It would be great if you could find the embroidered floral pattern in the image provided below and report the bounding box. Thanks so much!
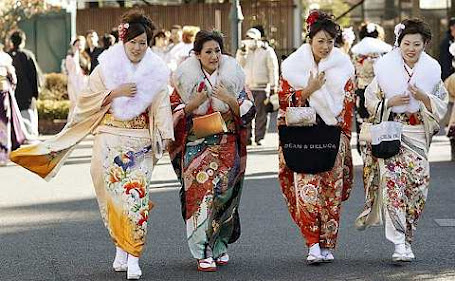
[103,144,153,246]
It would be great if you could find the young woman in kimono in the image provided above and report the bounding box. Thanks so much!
[351,23,392,153]
[169,30,255,272]
[10,11,174,279]
[355,19,448,262]
[277,11,355,264]
[0,47,26,165]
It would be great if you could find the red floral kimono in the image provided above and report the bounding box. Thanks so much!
[277,78,355,248]
[168,55,255,260]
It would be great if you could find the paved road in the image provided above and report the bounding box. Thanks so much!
[0,132,454,281]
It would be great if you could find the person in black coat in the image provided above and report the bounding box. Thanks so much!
[440,18,455,81]
[85,30,104,74]
[8,30,42,138]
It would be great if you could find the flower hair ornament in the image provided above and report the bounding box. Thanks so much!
[118,23,130,41]
[366,23,376,34]
[394,23,406,46]
[342,27,355,45]
[306,10,320,31]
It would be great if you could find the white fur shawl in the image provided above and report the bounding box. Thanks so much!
[351,37,392,56]
[374,48,441,113]
[281,44,354,125]
[98,43,170,120]
[171,55,245,115]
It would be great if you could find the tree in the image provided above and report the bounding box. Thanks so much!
[0,0,55,44]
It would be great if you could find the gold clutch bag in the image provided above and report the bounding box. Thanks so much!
[192,111,228,138]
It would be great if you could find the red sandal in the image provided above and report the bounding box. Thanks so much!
[197,257,217,272]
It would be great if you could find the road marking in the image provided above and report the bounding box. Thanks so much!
[435,219,455,227]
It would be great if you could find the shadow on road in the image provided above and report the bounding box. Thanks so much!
[0,161,454,281]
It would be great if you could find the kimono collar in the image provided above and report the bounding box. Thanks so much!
[281,43,354,125]
[374,48,441,113]
[351,37,392,56]
[172,55,245,102]
[98,43,170,121]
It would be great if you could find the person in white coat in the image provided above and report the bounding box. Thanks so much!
[236,28,279,145]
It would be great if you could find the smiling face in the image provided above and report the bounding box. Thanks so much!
[197,40,221,74]
[310,30,335,62]
[399,33,425,67]
[124,32,148,63]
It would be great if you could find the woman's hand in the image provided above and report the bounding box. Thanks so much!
[302,71,325,99]
[213,83,240,116]
[111,83,137,98]
[212,84,235,104]
[408,84,432,112]
[408,85,428,102]
[184,90,209,115]
[102,83,137,106]
[387,94,410,107]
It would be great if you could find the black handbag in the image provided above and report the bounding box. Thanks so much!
[370,98,402,159]
[279,120,341,174]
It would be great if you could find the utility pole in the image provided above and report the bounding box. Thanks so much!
[229,0,244,54]
[451,0,455,18]
[411,0,420,17]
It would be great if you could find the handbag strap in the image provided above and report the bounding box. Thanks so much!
[379,96,385,123]
[287,91,309,107]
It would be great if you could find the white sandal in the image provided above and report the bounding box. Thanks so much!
[197,257,217,272]
[215,253,229,266]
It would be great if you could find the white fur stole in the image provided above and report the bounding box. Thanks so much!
[98,43,170,121]
[374,48,441,113]
[281,44,354,125]
[351,37,392,56]
[171,55,246,115]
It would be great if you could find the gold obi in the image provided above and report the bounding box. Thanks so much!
[101,112,149,129]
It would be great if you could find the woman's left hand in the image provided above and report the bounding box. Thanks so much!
[409,84,432,112]
[212,84,235,104]
[408,85,427,101]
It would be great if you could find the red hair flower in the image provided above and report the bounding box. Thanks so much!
[118,23,130,42]
[306,10,320,30]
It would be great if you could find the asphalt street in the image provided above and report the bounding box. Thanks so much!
[0,128,454,281]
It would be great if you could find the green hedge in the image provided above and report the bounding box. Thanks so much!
[37,100,70,120]
[38,73,70,120]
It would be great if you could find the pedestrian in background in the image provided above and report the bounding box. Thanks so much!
[85,30,104,74]
[10,10,174,280]
[439,17,455,82]
[236,27,279,145]
[168,25,199,71]
[169,30,255,272]
[151,30,170,62]
[356,19,448,262]
[0,44,26,166]
[351,22,392,153]
[444,43,455,160]
[277,11,355,264]
[8,30,42,139]
[65,36,90,119]
[101,33,116,50]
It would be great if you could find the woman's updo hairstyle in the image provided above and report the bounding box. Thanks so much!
[119,10,155,44]
[359,23,379,40]
[193,30,225,55]
[306,10,341,40]
[396,18,432,46]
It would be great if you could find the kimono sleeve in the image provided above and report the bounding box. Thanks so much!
[237,89,256,126]
[153,86,174,141]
